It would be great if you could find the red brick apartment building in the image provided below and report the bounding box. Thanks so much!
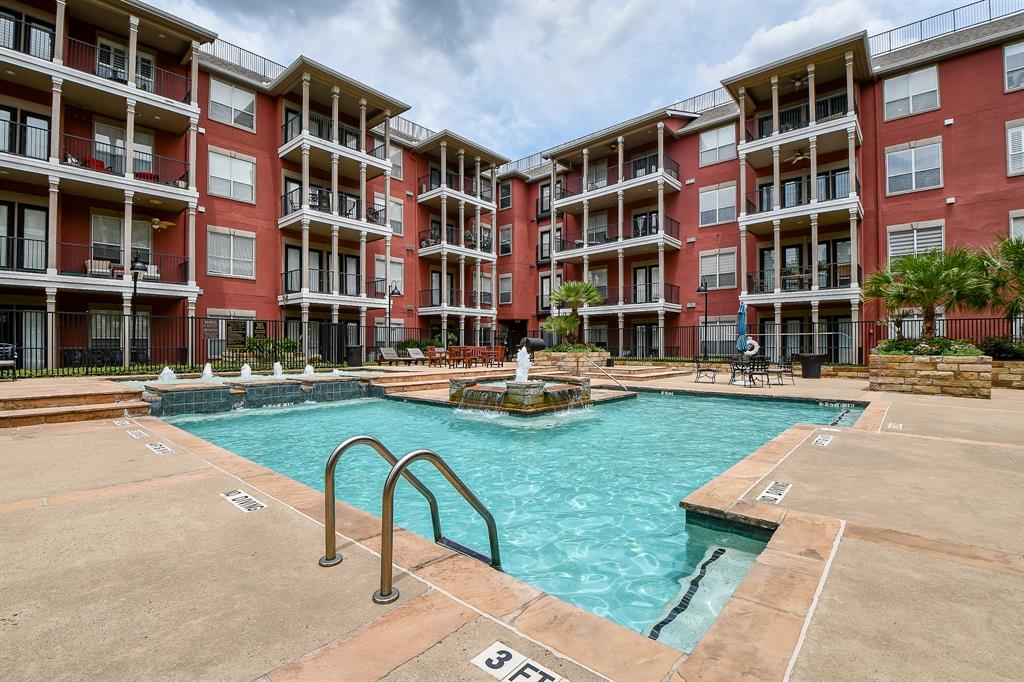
[0,0,1022,370]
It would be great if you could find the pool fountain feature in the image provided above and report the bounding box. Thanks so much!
[201,363,214,380]
[273,362,284,377]
[239,363,252,379]
[450,373,593,415]
[303,364,315,375]
[157,366,177,382]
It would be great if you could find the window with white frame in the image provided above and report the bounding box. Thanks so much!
[1008,121,1024,176]
[390,198,404,234]
[699,124,736,166]
[499,181,512,209]
[207,227,255,277]
[480,273,493,306]
[1010,212,1024,238]
[886,140,942,194]
[883,65,939,119]
[209,150,254,202]
[499,274,512,304]
[887,222,943,261]
[699,185,736,226]
[209,78,256,131]
[699,249,737,289]
[389,144,403,179]
[90,213,151,262]
[499,225,512,255]
[374,256,404,294]
[1006,41,1024,92]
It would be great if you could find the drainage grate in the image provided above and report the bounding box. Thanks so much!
[756,480,791,504]
[813,434,833,447]
[127,429,149,439]
[219,489,266,513]
[113,418,133,426]
[145,442,174,455]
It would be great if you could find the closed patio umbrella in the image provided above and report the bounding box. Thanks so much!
[735,305,748,354]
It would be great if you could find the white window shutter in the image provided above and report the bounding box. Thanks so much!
[915,225,943,253]
[1009,126,1024,174]
[888,229,916,259]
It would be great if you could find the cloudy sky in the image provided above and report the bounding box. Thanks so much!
[152,0,961,160]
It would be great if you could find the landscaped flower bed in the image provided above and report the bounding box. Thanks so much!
[869,341,992,399]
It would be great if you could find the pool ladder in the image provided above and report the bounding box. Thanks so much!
[318,435,502,604]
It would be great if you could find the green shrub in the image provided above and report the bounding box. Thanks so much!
[547,343,600,352]
[874,337,983,356]
[244,337,299,358]
[979,336,1024,360]
[395,337,442,351]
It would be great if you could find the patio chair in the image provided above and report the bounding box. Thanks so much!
[748,357,771,387]
[0,343,17,381]
[426,346,445,367]
[378,347,412,365]
[693,359,717,383]
[406,347,428,364]
[85,259,113,277]
[446,346,464,368]
[768,356,796,385]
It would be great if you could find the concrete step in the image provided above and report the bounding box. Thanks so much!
[586,369,690,381]
[0,401,151,428]
[0,388,142,412]
[370,369,510,385]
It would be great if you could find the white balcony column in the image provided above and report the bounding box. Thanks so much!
[331,86,340,144]
[773,302,783,360]
[847,130,857,197]
[121,293,132,367]
[45,288,56,368]
[358,162,367,221]
[124,100,135,178]
[301,73,311,134]
[474,261,482,308]
[657,177,665,235]
[440,195,448,245]
[301,219,310,292]
[458,200,465,247]
[582,254,589,286]
[384,169,392,230]
[807,64,816,125]
[582,311,589,338]
[617,249,624,304]
[358,98,367,152]
[441,314,448,349]
[771,146,781,209]
[459,255,466,307]
[738,153,747,215]
[739,226,748,296]
[127,16,139,86]
[458,149,465,194]
[300,303,310,359]
[441,253,449,307]
[440,141,448,186]
[658,242,666,302]
[809,136,818,202]
[330,154,339,215]
[331,305,339,324]
[617,135,625,182]
[850,300,861,362]
[810,214,819,291]
[657,311,665,357]
[845,51,855,115]
[549,158,556,208]
[53,1,66,63]
[187,203,197,284]
[384,110,392,162]
[491,264,497,314]
[582,148,589,191]
[474,205,482,252]
[849,209,859,289]
[186,299,196,366]
[301,144,311,210]
[656,122,665,170]
[384,235,392,298]
[359,307,367,362]
[331,226,340,295]
[811,301,820,353]
[47,177,59,274]
[49,77,62,162]
[617,312,624,355]
[474,157,481,198]
[359,230,367,297]
[187,117,198,190]
[459,315,465,345]
[770,76,779,135]
[490,177,497,255]
[582,199,589,249]
[122,192,134,277]
[772,220,782,293]
[737,87,746,140]
[617,190,624,242]
[189,41,199,107]
[549,238,556,312]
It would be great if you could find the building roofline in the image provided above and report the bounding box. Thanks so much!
[113,0,217,43]
[414,129,510,166]
[269,56,411,116]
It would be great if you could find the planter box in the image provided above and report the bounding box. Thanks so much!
[992,360,1024,389]
[533,350,610,375]
[868,354,992,399]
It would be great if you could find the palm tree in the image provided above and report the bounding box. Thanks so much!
[541,313,578,343]
[863,247,989,340]
[548,281,604,344]
[981,235,1024,320]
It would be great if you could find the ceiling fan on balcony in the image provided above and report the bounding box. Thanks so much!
[789,74,807,90]
[784,148,810,164]
[151,218,175,231]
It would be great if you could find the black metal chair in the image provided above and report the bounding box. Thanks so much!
[768,356,796,385]
[0,343,17,380]
[694,359,718,383]
[748,357,771,387]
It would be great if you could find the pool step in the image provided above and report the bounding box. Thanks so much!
[586,367,690,382]
[370,369,511,385]
[0,400,151,428]
[0,387,142,411]
[436,536,494,566]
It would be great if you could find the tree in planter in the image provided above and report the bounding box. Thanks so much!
[981,235,1024,320]
[863,247,989,340]
[547,281,604,345]
[541,313,579,345]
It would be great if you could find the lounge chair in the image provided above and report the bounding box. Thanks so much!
[406,347,428,364]
[0,343,17,381]
[378,347,412,365]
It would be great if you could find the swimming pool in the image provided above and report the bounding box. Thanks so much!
[168,393,859,652]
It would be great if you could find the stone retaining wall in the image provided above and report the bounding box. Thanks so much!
[868,354,992,399]
[992,360,1024,389]
[821,365,869,380]
[533,351,610,374]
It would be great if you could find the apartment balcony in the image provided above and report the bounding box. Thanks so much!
[55,243,188,283]
[741,170,862,230]
[740,93,860,165]
[553,216,681,263]
[416,226,496,262]
[0,236,47,273]
[63,37,191,103]
[416,172,496,213]
[418,288,496,315]
[552,152,681,214]
[559,283,682,316]
[278,269,388,308]
[742,264,862,306]
[277,187,390,240]
[278,112,389,181]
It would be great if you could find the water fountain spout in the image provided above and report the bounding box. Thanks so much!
[273,362,284,377]
[201,363,213,380]
[239,363,252,379]
[514,346,532,383]
[157,366,177,382]
[303,364,315,375]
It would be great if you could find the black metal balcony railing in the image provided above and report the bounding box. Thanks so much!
[283,268,328,294]
[419,288,461,307]
[418,173,441,194]
[746,92,853,141]
[56,242,187,283]
[556,216,681,252]
[281,186,331,215]
[747,263,859,294]
[0,120,50,160]
[63,37,190,102]
[339,124,361,150]
[556,154,681,200]
[137,64,191,102]
[472,291,493,307]
[338,193,360,220]
[620,282,680,304]
[130,149,189,187]
[746,170,854,215]
[61,134,188,185]
[131,248,188,284]
[0,235,47,272]
[0,17,55,60]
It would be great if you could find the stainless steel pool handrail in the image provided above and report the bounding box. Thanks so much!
[582,354,628,391]
[372,448,502,604]
[319,435,442,567]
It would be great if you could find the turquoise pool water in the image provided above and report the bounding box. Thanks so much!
[168,394,859,652]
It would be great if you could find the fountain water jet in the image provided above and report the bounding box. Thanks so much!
[157,366,177,382]
[239,363,252,379]
[201,363,214,380]
[273,362,284,377]
[303,364,315,375]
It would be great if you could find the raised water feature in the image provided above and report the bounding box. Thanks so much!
[273,362,284,377]
[239,363,252,379]
[201,363,214,380]
[157,366,177,382]
[303,364,315,375]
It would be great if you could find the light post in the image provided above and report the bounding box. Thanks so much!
[129,258,148,364]
[696,278,708,362]
[385,279,401,348]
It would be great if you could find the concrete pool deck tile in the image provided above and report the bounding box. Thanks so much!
[720,499,788,528]
[415,553,543,620]
[267,590,477,682]
[729,561,820,618]
[361,527,459,570]
[675,596,804,682]
[766,511,842,563]
[850,398,889,430]
[753,547,826,576]
[512,595,683,681]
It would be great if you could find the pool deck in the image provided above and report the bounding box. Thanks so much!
[1,372,1022,680]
